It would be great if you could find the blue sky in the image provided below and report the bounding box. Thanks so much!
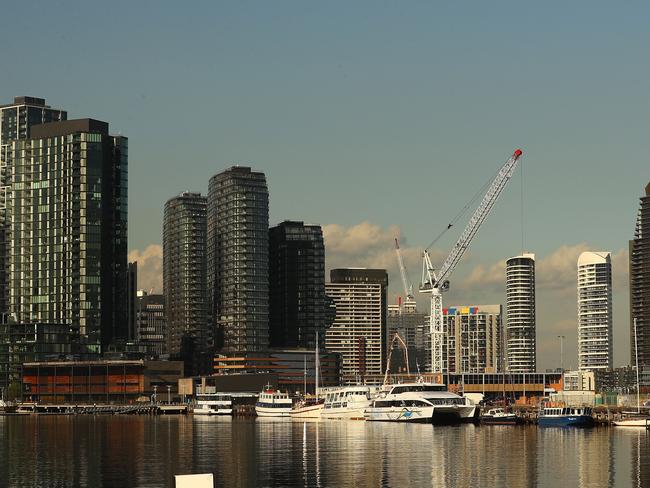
[3,1,648,369]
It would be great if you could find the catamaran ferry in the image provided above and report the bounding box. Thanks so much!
[364,382,477,423]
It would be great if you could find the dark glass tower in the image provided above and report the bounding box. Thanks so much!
[163,192,208,357]
[630,182,650,367]
[7,119,127,353]
[269,221,326,349]
[0,97,67,316]
[208,166,269,353]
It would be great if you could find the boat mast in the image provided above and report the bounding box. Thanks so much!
[634,317,640,414]
[315,333,320,396]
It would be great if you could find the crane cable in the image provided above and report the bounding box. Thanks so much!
[425,164,502,252]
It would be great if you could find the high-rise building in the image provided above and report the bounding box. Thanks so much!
[127,262,138,341]
[630,182,650,368]
[135,290,166,357]
[505,253,536,372]
[0,97,67,316]
[6,119,127,352]
[387,301,427,372]
[577,251,613,371]
[325,268,388,383]
[163,192,208,357]
[207,166,269,353]
[269,221,326,349]
[444,304,502,374]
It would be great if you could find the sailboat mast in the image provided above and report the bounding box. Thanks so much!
[315,333,320,396]
[634,318,640,414]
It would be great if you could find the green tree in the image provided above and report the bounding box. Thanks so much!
[7,380,22,402]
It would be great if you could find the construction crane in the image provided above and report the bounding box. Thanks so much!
[383,332,410,386]
[394,236,416,308]
[420,149,523,375]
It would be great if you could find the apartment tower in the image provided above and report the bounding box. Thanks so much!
[163,192,208,356]
[207,167,269,353]
[630,182,650,367]
[577,251,613,371]
[6,119,127,351]
[505,253,536,372]
[269,221,327,349]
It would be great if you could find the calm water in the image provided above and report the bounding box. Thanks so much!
[1,415,649,488]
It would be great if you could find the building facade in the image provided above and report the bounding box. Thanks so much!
[505,253,536,372]
[127,261,138,341]
[630,182,650,368]
[135,290,166,357]
[0,97,67,316]
[387,302,428,373]
[6,119,128,352]
[163,192,208,357]
[578,251,613,371]
[207,167,269,353]
[444,304,502,374]
[269,221,326,349]
[325,268,388,384]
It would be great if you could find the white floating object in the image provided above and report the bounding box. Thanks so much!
[175,473,214,488]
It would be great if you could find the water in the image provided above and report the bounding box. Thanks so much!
[1,415,649,488]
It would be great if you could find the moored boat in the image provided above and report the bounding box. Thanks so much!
[290,396,324,419]
[364,382,476,423]
[537,406,594,427]
[320,386,374,420]
[613,416,650,427]
[481,407,520,425]
[255,388,293,417]
[194,393,232,416]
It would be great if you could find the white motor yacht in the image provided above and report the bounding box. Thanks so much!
[320,386,374,420]
[194,393,232,416]
[364,382,477,423]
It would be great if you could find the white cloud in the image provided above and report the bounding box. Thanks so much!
[128,244,163,293]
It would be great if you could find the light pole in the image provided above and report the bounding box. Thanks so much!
[153,385,157,404]
[167,385,171,405]
[557,335,566,372]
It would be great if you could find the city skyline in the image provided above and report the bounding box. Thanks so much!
[4,2,649,370]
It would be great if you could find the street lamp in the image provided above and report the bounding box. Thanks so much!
[167,385,171,405]
[557,335,566,372]
[153,385,157,404]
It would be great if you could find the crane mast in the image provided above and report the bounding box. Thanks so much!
[394,237,413,299]
[420,149,523,375]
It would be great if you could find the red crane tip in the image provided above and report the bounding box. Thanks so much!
[513,149,523,159]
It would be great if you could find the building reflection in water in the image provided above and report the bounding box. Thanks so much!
[4,416,650,487]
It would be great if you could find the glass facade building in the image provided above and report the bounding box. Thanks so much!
[163,192,208,357]
[6,119,128,353]
[207,167,269,353]
[0,97,67,316]
[135,290,166,357]
[630,182,650,368]
[269,220,326,349]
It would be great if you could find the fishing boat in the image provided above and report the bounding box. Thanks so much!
[481,407,520,425]
[364,381,477,423]
[614,318,650,427]
[538,405,594,427]
[255,387,293,417]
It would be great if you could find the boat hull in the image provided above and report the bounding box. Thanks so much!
[365,405,476,423]
[613,418,650,427]
[255,405,293,417]
[290,404,324,419]
[194,408,232,416]
[538,415,594,427]
[481,415,520,425]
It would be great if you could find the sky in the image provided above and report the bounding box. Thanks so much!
[3,1,649,370]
